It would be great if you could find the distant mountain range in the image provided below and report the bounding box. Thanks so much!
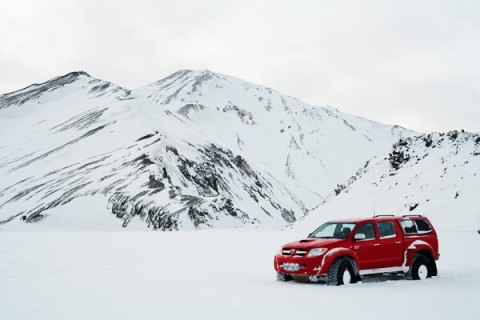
[0,69,439,230]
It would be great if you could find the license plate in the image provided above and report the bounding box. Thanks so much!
[283,263,300,272]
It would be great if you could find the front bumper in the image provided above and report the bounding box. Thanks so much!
[274,255,327,276]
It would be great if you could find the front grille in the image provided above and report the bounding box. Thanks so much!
[282,248,308,257]
[280,262,307,270]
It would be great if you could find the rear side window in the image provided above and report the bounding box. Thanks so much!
[401,219,433,234]
[415,219,432,233]
[377,221,396,238]
[401,220,418,234]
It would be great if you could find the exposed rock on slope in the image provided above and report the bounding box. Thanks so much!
[293,131,480,233]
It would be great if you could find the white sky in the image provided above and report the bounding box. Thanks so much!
[1,0,479,133]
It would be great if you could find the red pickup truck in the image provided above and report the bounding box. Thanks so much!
[274,215,439,285]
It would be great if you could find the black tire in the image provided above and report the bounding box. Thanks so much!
[410,255,433,280]
[277,272,293,282]
[327,258,358,286]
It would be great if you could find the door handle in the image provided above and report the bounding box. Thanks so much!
[373,243,380,246]
[395,241,401,244]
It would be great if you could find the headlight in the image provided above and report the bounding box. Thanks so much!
[307,248,328,257]
[277,247,283,256]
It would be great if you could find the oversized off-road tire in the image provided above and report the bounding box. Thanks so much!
[327,258,358,286]
[277,272,293,282]
[410,255,433,280]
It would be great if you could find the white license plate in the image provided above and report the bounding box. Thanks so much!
[283,263,300,272]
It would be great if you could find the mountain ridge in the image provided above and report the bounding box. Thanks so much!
[291,130,480,233]
[1,69,416,230]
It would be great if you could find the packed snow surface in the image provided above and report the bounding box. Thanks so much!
[0,227,478,320]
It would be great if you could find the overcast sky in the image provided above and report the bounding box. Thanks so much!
[1,0,479,133]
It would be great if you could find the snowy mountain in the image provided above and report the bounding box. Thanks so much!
[0,70,412,230]
[292,131,480,233]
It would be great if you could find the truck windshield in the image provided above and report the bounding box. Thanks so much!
[309,222,357,239]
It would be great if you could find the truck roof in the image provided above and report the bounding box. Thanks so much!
[329,215,426,224]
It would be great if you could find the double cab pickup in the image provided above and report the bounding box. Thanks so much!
[274,215,439,285]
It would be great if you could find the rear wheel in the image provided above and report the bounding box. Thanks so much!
[410,255,433,280]
[327,258,358,286]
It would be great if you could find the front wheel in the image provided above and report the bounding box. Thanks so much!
[410,255,433,280]
[327,258,358,286]
[277,272,293,282]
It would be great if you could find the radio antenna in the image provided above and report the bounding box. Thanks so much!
[372,159,377,217]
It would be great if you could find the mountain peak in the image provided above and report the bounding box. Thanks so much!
[190,69,220,77]
[0,71,133,109]
[43,70,93,87]
[63,70,91,79]
[33,70,93,87]
[0,71,93,108]
[149,69,223,87]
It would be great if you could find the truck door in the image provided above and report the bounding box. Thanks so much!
[352,222,381,269]
[377,221,404,267]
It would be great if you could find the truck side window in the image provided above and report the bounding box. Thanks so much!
[355,223,376,240]
[400,219,418,234]
[415,219,432,233]
[377,221,396,238]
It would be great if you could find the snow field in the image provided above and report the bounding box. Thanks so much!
[0,228,478,320]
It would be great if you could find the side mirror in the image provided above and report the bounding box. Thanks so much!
[354,233,366,241]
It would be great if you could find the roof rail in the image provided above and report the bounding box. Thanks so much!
[401,214,423,218]
[373,214,395,218]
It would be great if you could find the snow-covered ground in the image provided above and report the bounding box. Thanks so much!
[1,227,478,320]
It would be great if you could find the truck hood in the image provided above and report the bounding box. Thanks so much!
[283,238,345,249]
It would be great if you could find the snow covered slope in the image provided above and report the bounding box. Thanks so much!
[292,131,480,233]
[0,70,412,230]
